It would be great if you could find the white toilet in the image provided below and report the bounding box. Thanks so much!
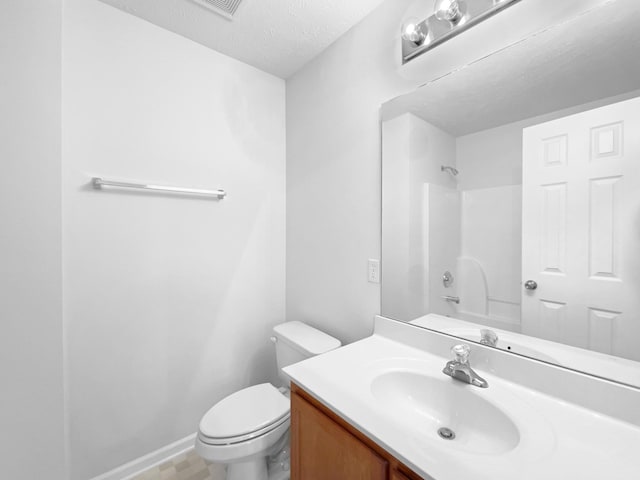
[195,321,341,480]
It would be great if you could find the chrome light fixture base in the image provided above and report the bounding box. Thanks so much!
[402,0,521,64]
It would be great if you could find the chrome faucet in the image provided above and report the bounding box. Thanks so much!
[443,344,488,388]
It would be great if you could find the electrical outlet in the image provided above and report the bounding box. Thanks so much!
[368,259,380,284]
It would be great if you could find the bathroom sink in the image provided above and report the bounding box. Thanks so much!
[370,371,520,455]
[284,318,640,480]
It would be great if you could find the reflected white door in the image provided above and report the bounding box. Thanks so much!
[522,96,640,361]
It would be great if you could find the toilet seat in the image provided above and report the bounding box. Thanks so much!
[198,414,290,446]
[198,383,290,446]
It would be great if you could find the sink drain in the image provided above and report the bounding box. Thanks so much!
[437,427,456,440]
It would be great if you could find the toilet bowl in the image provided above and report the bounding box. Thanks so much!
[196,383,290,480]
[195,321,341,480]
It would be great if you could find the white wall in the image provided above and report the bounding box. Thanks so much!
[456,125,523,190]
[0,2,66,479]
[381,115,413,319]
[62,1,285,478]
[381,114,457,321]
[286,0,613,343]
[286,0,419,343]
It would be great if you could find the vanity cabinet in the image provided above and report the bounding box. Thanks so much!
[290,383,423,480]
[390,471,417,480]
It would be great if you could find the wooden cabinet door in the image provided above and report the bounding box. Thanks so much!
[291,391,388,480]
[391,469,422,480]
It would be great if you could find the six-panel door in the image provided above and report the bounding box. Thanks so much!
[522,96,640,360]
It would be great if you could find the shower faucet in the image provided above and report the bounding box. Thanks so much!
[441,165,459,176]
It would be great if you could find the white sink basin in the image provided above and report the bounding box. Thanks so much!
[371,370,520,455]
[284,317,640,480]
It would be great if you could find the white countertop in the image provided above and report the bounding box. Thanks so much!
[284,323,640,480]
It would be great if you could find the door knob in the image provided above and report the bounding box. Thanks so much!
[524,280,538,290]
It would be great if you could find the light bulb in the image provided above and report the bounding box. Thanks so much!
[434,0,465,24]
[401,17,429,45]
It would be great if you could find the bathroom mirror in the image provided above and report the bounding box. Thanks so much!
[380,0,640,388]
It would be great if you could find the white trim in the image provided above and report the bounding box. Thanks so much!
[88,433,197,480]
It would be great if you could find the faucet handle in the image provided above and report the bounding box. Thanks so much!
[451,344,470,364]
[480,329,498,347]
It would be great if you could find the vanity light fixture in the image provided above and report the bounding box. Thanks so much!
[401,0,520,64]
[401,17,430,45]
[434,0,466,25]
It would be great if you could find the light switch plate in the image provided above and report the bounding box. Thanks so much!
[368,259,380,284]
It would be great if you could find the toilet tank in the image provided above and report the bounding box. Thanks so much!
[272,321,341,384]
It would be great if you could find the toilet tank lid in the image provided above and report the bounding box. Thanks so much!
[273,321,341,356]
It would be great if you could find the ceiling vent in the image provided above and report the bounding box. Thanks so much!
[190,0,243,20]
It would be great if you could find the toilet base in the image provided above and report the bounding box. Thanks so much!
[224,433,290,480]
[267,459,290,480]
[227,459,268,480]
[267,430,290,480]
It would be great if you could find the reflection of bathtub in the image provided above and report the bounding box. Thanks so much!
[410,313,640,387]
[452,256,521,329]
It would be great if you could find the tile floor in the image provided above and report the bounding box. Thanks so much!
[131,449,225,480]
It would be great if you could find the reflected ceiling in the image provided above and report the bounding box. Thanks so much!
[382,0,640,135]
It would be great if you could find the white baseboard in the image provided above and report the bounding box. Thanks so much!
[89,433,197,480]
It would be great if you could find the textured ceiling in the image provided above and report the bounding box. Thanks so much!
[98,0,388,78]
[381,0,640,136]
